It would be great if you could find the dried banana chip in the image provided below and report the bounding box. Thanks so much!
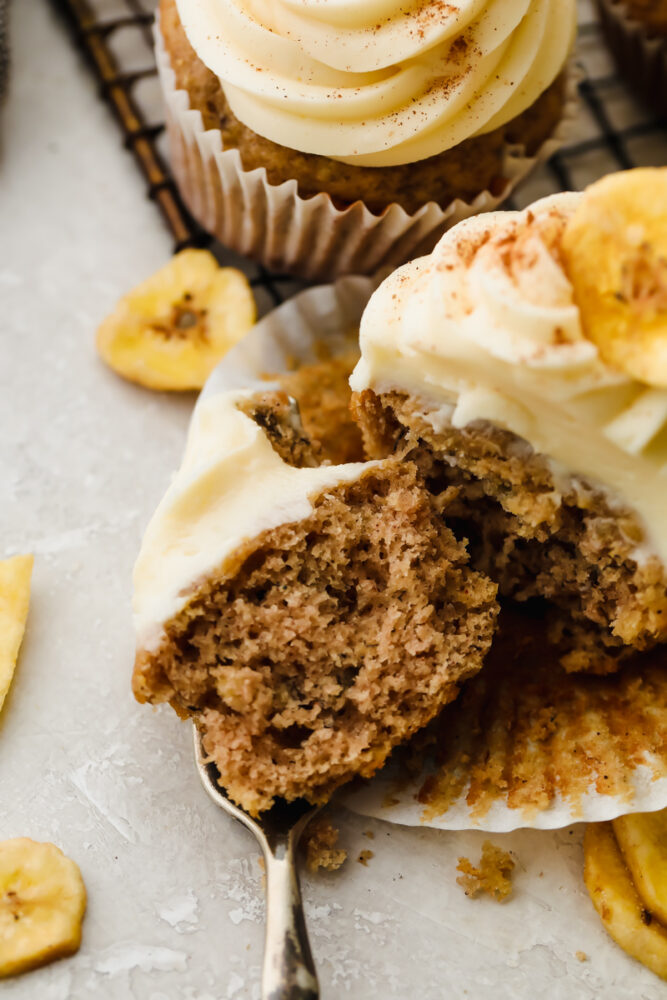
[613,811,667,927]
[0,554,33,713]
[0,838,86,978]
[97,249,256,391]
[562,168,667,387]
[584,822,667,980]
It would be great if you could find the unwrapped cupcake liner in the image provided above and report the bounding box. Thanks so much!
[342,612,667,832]
[155,17,579,281]
[596,0,667,119]
[199,279,667,833]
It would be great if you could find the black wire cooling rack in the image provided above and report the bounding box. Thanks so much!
[50,0,667,309]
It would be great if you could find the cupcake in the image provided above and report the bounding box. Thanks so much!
[596,0,667,118]
[157,0,576,280]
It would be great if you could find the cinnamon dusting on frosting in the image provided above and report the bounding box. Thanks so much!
[351,191,667,563]
[175,0,576,166]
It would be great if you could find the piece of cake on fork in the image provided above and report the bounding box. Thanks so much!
[132,358,498,815]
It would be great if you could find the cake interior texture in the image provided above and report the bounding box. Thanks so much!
[238,350,366,468]
[133,459,498,815]
[353,389,667,673]
[133,359,498,814]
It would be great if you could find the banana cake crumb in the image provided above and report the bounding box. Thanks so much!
[456,842,515,901]
[302,816,347,873]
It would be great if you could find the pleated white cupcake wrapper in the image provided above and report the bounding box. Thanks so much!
[156,18,580,281]
[199,279,667,833]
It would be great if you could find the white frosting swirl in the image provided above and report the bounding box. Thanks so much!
[175,0,576,166]
[350,193,667,561]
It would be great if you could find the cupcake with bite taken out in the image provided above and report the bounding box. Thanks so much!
[157,0,576,280]
[131,169,667,818]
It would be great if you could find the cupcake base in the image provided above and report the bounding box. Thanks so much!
[157,0,575,279]
[596,0,667,120]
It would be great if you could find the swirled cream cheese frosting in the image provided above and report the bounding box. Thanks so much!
[133,388,372,652]
[350,192,667,560]
[174,0,576,166]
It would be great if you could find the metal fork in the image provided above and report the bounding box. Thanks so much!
[193,724,321,1000]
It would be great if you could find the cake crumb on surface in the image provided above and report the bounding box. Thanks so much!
[302,816,347,873]
[363,830,375,840]
[575,951,588,962]
[456,841,515,901]
[357,850,374,867]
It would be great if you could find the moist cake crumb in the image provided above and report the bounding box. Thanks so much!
[357,850,374,867]
[239,349,364,469]
[353,389,667,672]
[133,379,499,815]
[302,816,347,873]
[277,351,365,466]
[134,460,498,814]
[413,606,667,824]
[456,842,515,901]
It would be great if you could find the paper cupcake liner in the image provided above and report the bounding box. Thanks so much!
[199,280,667,833]
[155,18,579,281]
[342,609,667,832]
[200,274,379,404]
[596,0,667,119]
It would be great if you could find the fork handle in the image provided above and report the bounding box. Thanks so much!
[262,839,319,1000]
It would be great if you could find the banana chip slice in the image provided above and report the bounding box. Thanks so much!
[584,821,667,980]
[613,812,667,928]
[0,554,33,714]
[97,249,256,391]
[0,838,86,978]
[562,168,667,387]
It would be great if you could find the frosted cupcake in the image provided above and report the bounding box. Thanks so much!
[157,0,576,279]
[596,0,667,119]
